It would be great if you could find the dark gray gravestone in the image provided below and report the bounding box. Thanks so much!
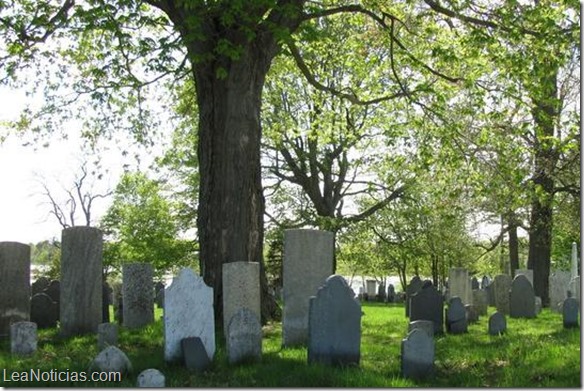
[387,284,396,303]
[182,337,211,372]
[377,283,387,302]
[122,263,154,329]
[97,322,118,350]
[509,274,536,319]
[308,275,361,366]
[408,320,434,339]
[43,280,60,309]
[30,293,58,329]
[0,242,31,336]
[409,281,444,335]
[405,276,423,317]
[486,284,495,307]
[488,311,506,335]
[227,307,262,364]
[562,297,579,328]
[471,277,479,290]
[401,328,434,379]
[445,297,467,334]
[31,277,50,296]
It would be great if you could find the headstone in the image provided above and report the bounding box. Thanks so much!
[97,323,118,351]
[377,283,387,302]
[43,280,60,319]
[227,307,262,364]
[90,346,132,374]
[409,281,444,335]
[472,289,488,316]
[408,320,434,339]
[10,321,36,355]
[366,279,377,301]
[308,275,361,366]
[122,263,154,329]
[465,304,479,323]
[137,369,165,388]
[31,277,50,296]
[401,328,434,379]
[488,311,506,335]
[509,274,535,318]
[562,297,579,328]
[449,268,472,305]
[445,297,467,334]
[471,277,479,290]
[514,269,534,287]
[222,262,260,337]
[182,337,211,372]
[282,229,334,346]
[102,282,112,323]
[534,296,542,315]
[30,293,58,329]
[387,284,396,303]
[0,242,31,336]
[571,242,579,279]
[481,276,490,290]
[164,268,215,362]
[549,271,571,312]
[493,274,512,315]
[60,227,103,337]
[486,284,495,307]
[405,276,423,317]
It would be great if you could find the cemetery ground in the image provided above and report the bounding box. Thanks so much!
[0,303,579,388]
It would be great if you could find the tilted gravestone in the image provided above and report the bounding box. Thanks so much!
[60,227,103,337]
[10,321,37,356]
[549,271,571,313]
[222,262,260,338]
[282,229,334,347]
[0,242,31,336]
[445,297,467,334]
[30,293,58,329]
[405,276,423,317]
[401,328,434,379]
[137,369,165,388]
[488,311,507,335]
[227,307,262,364]
[563,296,579,329]
[408,320,434,339]
[409,281,444,335]
[164,268,215,362]
[123,263,154,329]
[308,275,361,366]
[97,323,118,351]
[493,274,512,315]
[509,274,535,319]
[472,289,488,316]
[449,268,472,305]
[31,277,50,296]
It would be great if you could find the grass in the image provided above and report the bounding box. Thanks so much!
[0,302,580,387]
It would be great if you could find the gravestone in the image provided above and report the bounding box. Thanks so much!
[488,311,507,335]
[449,268,472,305]
[472,289,488,316]
[222,262,260,337]
[486,284,495,307]
[471,277,479,290]
[377,283,387,302]
[282,229,334,346]
[43,280,61,320]
[90,346,132,375]
[102,282,112,323]
[481,276,490,290]
[366,280,377,301]
[465,304,479,323]
[30,293,58,329]
[445,297,467,334]
[60,227,103,337]
[562,297,579,328]
[10,321,37,356]
[405,276,423,317]
[493,274,512,315]
[308,275,361,366]
[514,269,534,287]
[123,263,154,329]
[509,274,535,319]
[408,320,434,339]
[164,268,215,362]
[137,369,165,388]
[549,271,571,313]
[31,277,50,296]
[182,337,211,372]
[97,323,118,350]
[387,284,396,303]
[401,328,434,379]
[227,307,262,364]
[409,281,443,335]
[0,242,31,336]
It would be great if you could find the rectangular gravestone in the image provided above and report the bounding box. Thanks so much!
[222,262,260,338]
[0,242,31,336]
[10,321,37,356]
[97,323,118,350]
[449,268,471,305]
[401,328,434,379]
[549,271,571,313]
[227,307,262,364]
[283,229,334,347]
[366,280,376,301]
[123,263,154,329]
[472,290,488,316]
[409,281,443,335]
[509,274,536,318]
[493,274,512,315]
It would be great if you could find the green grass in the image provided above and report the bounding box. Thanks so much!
[0,303,579,387]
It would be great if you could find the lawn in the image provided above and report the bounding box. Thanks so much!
[0,302,580,387]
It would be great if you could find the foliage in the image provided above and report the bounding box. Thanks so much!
[29,239,61,280]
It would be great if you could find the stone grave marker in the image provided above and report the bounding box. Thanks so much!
[465,304,479,323]
[0,242,31,336]
[408,320,434,339]
[493,274,512,315]
[563,296,579,328]
[449,268,472,305]
[409,281,443,335]
[10,321,37,356]
[123,263,154,329]
[401,328,434,379]
[481,276,490,290]
[509,274,535,319]
[405,276,423,317]
[308,275,361,366]
[471,277,479,290]
[488,311,506,335]
[97,323,118,350]
[472,289,488,316]
[282,229,334,347]
[137,369,165,388]
[30,293,58,329]
[486,284,495,307]
[387,284,396,303]
[182,337,211,372]
[90,346,132,375]
[222,262,260,338]
[365,279,377,301]
[549,271,571,313]
[227,307,262,364]
[31,277,50,296]
[445,297,467,334]
[377,283,387,302]
[514,269,534,287]
[164,268,215,362]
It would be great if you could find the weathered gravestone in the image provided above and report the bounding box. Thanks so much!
[181,337,211,372]
[90,346,132,375]
[137,369,165,388]
[222,262,260,338]
[123,263,154,329]
[387,284,396,303]
[493,274,512,315]
[10,321,37,356]
[549,271,571,313]
[410,281,443,335]
[401,328,434,379]
[97,323,118,350]
[282,229,334,347]
[0,242,31,336]
[227,307,262,364]
[365,280,377,302]
[472,289,488,316]
[31,277,50,296]
[164,268,215,362]
[377,283,387,302]
[405,276,423,317]
[488,311,507,335]
[514,269,534,287]
[308,275,361,366]
[509,274,536,319]
[408,320,434,339]
[445,297,467,334]
[60,227,103,337]
[449,268,472,305]
[30,293,58,329]
[563,296,579,328]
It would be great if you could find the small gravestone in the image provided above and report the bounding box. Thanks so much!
[0,242,31,336]
[223,262,260,338]
[137,369,165,388]
[408,320,434,339]
[31,277,50,296]
[446,297,467,334]
[10,321,37,356]
[387,284,396,303]
[97,323,118,350]
[401,328,434,379]
[549,271,571,313]
[365,280,377,302]
[488,311,506,335]
[493,274,512,315]
[509,274,536,318]
[449,268,471,305]
[123,263,154,329]
[481,276,490,290]
[405,276,423,317]
[90,346,132,375]
[30,293,58,329]
[563,297,579,328]
[465,304,479,323]
[102,282,112,323]
[227,308,262,364]
[182,337,211,372]
[472,289,488,316]
[409,281,443,335]
[471,277,479,290]
[308,275,361,366]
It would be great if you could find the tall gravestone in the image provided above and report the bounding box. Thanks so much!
[493,274,512,315]
[405,276,423,317]
[0,242,31,336]
[308,275,361,366]
[509,274,536,319]
[549,271,571,313]
[164,268,215,362]
[222,262,260,337]
[449,268,471,305]
[401,328,434,379]
[60,227,103,337]
[227,307,262,364]
[123,263,154,329]
[409,281,444,335]
[282,229,334,347]
[514,269,533,287]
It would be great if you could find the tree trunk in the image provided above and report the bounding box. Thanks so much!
[508,220,519,276]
